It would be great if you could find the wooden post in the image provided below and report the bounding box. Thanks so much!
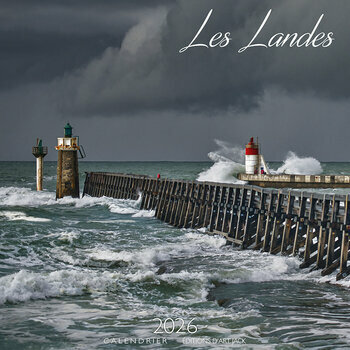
[292,194,307,256]
[280,192,294,254]
[242,188,257,248]
[222,187,234,233]
[315,196,330,269]
[197,183,208,228]
[235,188,248,245]
[262,191,276,252]
[300,196,317,268]
[269,191,284,254]
[228,187,241,238]
[254,191,267,250]
[337,195,350,279]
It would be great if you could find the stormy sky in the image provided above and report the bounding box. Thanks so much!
[0,0,350,161]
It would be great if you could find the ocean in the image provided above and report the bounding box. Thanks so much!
[2,160,350,350]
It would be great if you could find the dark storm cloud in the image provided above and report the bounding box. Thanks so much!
[0,0,172,88]
[44,0,350,116]
[1,0,350,161]
[1,0,349,116]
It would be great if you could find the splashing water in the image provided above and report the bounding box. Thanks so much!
[198,140,323,182]
[197,140,245,183]
[2,161,350,349]
[275,151,323,175]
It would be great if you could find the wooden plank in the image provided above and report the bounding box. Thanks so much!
[292,194,307,256]
[325,196,339,268]
[242,188,256,248]
[209,186,221,232]
[197,183,208,228]
[178,182,191,228]
[169,181,182,225]
[171,181,185,226]
[280,192,294,254]
[165,181,177,223]
[214,186,225,231]
[302,195,317,267]
[156,179,168,219]
[191,183,202,229]
[235,188,248,244]
[184,182,196,228]
[262,191,276,252]
[337,195,350,280]
[315,196,330,269]
[254,191,267,250]
[228,188,241,238]
[222,187,234,233]
[269,191,284,254]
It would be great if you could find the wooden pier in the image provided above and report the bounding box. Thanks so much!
[83,172,350,281]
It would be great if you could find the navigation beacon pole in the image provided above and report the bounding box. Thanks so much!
[32,139,48,191]
[55,123,83,199]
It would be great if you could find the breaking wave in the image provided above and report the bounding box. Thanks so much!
[0,186,153,217]
[0,210,51,222]
[197,140,324,183]
[197,140,245,184]
[0,269,116,304]
[275,151,323,175]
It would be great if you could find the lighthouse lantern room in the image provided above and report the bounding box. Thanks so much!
[55,123,80,151]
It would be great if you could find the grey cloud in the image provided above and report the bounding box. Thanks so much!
[0,0,172,88]
[1,0,350,161]
[37,0,348,118]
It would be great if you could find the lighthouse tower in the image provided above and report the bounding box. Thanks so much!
[32,139,48,191]
[245,137,260,174]
[55,123,80,199]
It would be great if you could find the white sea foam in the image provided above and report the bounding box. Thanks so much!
[184,231,227,249]
[0,187,54,207]
[197,140,245,184]
[109,205,138,214]
[0,210,51,222]
[132,210,155,218]
[58,231,80,244]
[87,231,227,272]
[0,187,145,218]
[275,151,323,175]
[88,247,170,266]
[0,269,118,304]
[197,140,324,182]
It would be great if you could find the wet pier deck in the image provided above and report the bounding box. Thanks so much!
[237,173,350,188]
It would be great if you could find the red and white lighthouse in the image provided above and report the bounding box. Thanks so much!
[245,137,260,174]
[245,137,270,175]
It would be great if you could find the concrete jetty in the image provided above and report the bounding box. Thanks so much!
[237,174,350,188]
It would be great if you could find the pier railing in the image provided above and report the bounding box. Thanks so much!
[83,172,350,281]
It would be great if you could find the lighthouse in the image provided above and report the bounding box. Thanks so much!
[32,139,48,191]
[245,137,270,175]
[55,123,81,199]
[245,137,260,174]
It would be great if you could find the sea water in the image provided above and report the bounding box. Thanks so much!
[2,160,350,349]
